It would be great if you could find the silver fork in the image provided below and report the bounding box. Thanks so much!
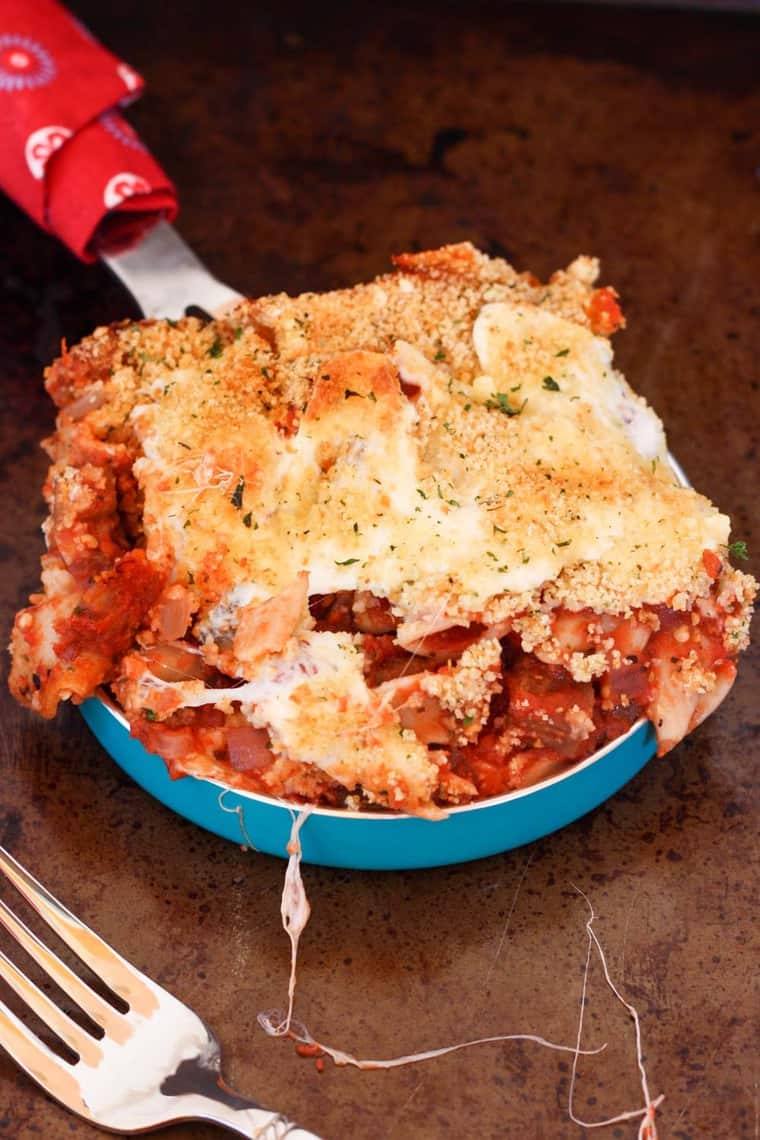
[0,846,322,1138]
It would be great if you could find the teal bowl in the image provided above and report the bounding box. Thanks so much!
[79,460,686,868]
[80,697,656,870]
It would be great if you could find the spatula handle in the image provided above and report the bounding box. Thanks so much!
[0,0,177,261]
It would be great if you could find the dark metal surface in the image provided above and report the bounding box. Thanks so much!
[1,3,757,1137]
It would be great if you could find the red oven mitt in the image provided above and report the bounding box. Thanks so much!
[0,0,177,260]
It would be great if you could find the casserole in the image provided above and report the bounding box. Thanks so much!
[10,244,755,848]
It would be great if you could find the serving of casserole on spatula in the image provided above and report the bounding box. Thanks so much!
[3,0,755,864]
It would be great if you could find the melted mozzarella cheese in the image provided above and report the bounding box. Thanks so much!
[159,631,440,814]
[472,303,667,461]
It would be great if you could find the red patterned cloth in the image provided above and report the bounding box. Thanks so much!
[0,0,177,260]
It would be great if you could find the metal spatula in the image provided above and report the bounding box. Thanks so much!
[100,220,245,319]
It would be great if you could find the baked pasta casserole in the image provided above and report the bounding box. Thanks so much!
[10,244,756,817]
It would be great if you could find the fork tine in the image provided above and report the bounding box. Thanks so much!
[0,947,102,1067]
[0,997,91,1119]
[0,847,157,1016]
[0,896,125,1037]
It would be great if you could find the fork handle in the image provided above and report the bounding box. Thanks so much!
[185,1091,324,1139]
[159,1054,324,1138]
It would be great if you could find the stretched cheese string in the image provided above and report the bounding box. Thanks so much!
[238,808,662,1135]
[568,886,664,1140]
[258,1015,606,1071]
[217,789,259,851]
[278,806,314,1035]
[257,805,314,1037]
[257,809,604,1069]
